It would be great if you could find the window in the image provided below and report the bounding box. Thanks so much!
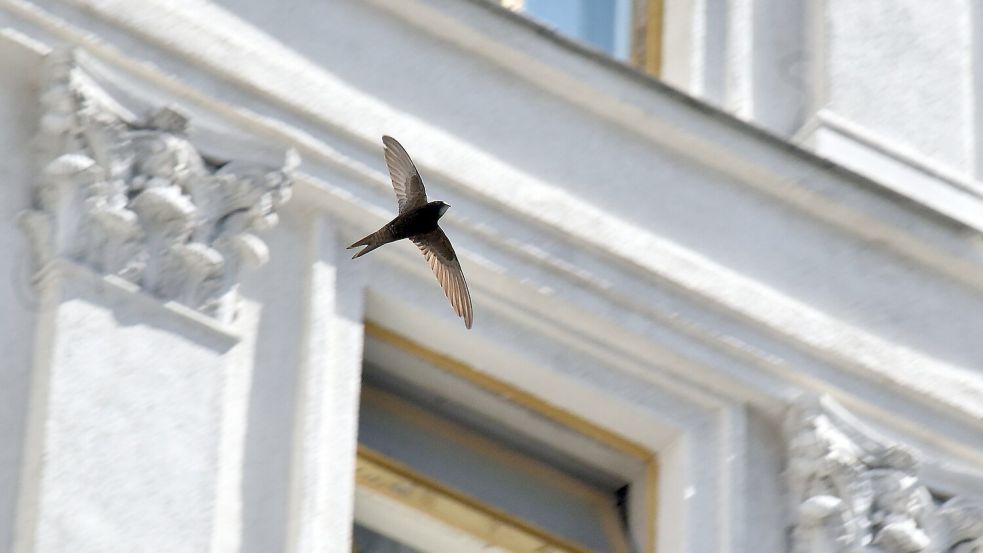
[353,323,658,553]
[501,0,663,76]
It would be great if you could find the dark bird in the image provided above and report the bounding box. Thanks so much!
[348,136,473,329]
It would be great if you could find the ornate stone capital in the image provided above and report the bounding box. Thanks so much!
[20,49,298,323]
[785,395,983,553]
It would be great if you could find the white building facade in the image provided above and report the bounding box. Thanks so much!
[1,1,982,552]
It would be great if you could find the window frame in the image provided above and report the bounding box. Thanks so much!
[356,322,659,553]
[356,446,596,553]
[631,0,664,76]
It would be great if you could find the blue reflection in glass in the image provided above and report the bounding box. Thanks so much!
[523,0,631,59]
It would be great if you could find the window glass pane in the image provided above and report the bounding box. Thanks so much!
[522,0,631,59]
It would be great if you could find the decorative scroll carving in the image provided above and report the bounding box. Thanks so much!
[20,49,297,322]
[785,396,983,553]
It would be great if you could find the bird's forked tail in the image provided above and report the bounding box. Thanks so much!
[347,227,394,259]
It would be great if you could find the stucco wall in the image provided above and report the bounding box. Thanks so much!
[0,1,980,552]
[27,273,234,553]
[826,0,972,172]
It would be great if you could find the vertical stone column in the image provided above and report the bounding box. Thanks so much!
[0,35,46,553]
[15,49,298,552]
[286,216,366,553]
[970,1,983,184]
[661,0,810,135]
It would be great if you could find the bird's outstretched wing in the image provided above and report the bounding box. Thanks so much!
[382,135,428,213]
[412,228,473,329]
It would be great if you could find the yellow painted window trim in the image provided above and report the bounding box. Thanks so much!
[357,445,593,553]
[364,322,659,553]
[631,0,664,76]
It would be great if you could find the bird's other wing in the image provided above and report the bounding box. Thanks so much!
[412,228,473,329]
[382,135,428,213]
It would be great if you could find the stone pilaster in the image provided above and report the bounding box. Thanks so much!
[13,48,299,553]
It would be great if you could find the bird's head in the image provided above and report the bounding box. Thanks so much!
[436,201,450,217]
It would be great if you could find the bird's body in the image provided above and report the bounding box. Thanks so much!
[348,136,473,329]
[348,201,448,258]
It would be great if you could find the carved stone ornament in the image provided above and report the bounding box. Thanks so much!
[19,49,298,323]
[785,395,983,553]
